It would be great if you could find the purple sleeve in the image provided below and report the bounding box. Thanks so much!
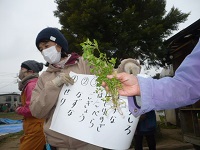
[130,39,200,117]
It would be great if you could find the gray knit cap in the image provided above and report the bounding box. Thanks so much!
[21,60,43,73]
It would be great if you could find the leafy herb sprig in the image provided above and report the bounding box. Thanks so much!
[81,39,124,113]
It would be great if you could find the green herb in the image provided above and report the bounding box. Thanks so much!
[81,39,125,114]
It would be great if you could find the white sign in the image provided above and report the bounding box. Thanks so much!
[50,72,139,150]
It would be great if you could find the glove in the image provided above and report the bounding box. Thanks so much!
[52,73,74,87]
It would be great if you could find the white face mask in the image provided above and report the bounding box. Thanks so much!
[42,45,61,64]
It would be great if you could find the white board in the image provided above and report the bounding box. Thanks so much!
[50,72,139,150]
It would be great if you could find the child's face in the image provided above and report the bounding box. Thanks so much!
[38,41,61,52]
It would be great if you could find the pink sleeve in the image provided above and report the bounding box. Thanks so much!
[16,81,36,117]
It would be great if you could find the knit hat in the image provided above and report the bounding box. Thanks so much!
[21,60,43,73]
[35,27,68,52]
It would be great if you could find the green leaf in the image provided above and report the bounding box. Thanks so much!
[81,39,123,112]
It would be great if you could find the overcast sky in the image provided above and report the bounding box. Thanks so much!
[0,0,199,94]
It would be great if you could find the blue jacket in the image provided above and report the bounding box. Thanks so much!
[129,39,200,117]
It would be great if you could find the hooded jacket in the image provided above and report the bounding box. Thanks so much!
[30,56,91,148]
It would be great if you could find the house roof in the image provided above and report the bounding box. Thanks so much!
[165,19,200,51]
[0,93,20,96]
[163,19,200,65]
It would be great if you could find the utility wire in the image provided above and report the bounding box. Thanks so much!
[0,80,17,90]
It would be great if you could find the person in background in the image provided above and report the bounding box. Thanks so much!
[116,58,156,150]
[2,103,8,112]
[134,110,156,150]
[11,103,17,112]
[16,60,46,150]
[102,39,200,117]
[30,27,102,150]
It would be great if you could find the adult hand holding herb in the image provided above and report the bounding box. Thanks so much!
[102,72,141,97]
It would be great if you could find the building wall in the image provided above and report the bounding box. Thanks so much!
[0,94,21,111]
